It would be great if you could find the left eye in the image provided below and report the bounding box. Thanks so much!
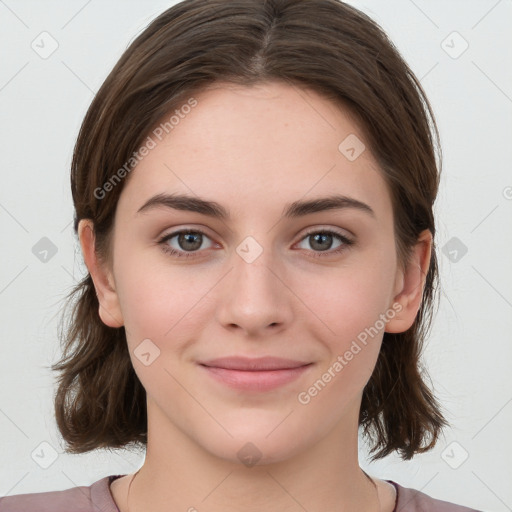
[158,229,353,258]
[296,230,353,256]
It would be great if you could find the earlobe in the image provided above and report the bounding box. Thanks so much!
[385,230,432,334]
[78,219,124,328]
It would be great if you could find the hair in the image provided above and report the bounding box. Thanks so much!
[52,0,447,461]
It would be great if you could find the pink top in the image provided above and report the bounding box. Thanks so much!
[0,475,483,511]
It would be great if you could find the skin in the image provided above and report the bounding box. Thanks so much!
[79,81,431,512]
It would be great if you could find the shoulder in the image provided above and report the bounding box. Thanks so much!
[392,481,483,512]
[0,475,122,512]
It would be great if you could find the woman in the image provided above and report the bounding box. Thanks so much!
[0,0,482,510]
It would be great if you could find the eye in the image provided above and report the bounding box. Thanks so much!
[158,229,214,258]
[295,229,354,258]
[157,227,354,259]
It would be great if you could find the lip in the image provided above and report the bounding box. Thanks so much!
[199,356,311,370]
[198,356,313,392]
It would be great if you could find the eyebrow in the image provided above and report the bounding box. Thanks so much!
[136,193,375,219]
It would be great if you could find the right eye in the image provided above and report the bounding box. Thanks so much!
[158,229,215,258]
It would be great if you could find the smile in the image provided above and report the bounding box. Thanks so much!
[198,356,314,392]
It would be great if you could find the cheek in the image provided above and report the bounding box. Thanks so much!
[113,259,214,403]
[113,248,217,351]
[114,229,396,386]
[294,250,396,388]
[300,251,395,337]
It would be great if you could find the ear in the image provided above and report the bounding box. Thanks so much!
[385,229,432,333]
[78,219,124,328]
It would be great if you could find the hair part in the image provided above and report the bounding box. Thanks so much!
[52,0,446,460]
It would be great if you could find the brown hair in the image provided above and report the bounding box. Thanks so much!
[52,0,447,460]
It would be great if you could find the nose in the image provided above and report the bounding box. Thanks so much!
[215,240,293,337]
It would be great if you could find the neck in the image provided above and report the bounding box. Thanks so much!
[127,397,379,512]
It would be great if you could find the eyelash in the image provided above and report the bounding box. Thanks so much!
[157,228,354,259]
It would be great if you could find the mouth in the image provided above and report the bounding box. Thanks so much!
[198,356,314,392]
[199,356,311,371]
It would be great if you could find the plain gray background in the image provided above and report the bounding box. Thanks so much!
[0,1,511,510]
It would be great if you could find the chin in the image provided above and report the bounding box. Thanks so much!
[205,435,307,467]
[193,414,318,467]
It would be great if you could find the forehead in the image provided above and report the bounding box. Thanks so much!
[117,81,392,222]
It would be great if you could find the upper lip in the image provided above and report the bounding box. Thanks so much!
[199,356,312,371]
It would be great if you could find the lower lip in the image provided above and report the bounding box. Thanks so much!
[199,364,313,392]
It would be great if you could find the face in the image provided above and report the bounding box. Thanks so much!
[82,81,426,465]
